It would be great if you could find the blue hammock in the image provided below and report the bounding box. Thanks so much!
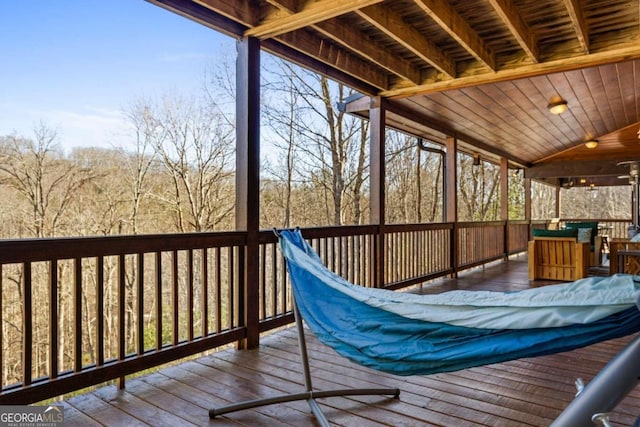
[279,229,640,376]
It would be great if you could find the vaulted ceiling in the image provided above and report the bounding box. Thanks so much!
[149,0,640,186]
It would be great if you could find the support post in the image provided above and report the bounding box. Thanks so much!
[500,158,509,257]
[369,97,386,288]
[236,37,261,349]
[524,177,532,238]
[445,136,458,275]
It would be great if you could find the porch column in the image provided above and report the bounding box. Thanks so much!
[445,136,458,275]
[524,177,531,221]
[369,97,386,288]
[500,158,509,257]
[555,186,561,218]
[236,37,260,349]
[500,158,509,220]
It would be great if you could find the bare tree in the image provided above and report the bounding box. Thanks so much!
[272,62,368,226]
[130,95,235,232]
[120,101,159,234]
[458,154,500,221]
[0,123,95,237]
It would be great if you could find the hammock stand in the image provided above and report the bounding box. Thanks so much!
[208,299,400,425]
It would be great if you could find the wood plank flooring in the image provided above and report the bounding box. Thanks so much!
[59,257,640,426]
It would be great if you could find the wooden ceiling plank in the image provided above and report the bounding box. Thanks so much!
[244,0,383,39]
[542,72,591,143]
[486,0,539,63]
[479,83,560,156]
[356,4,456,78]
[561,0,589,54]
[613,61,639,127]
[389,98,530,165]
[553,70,607,139]
[383,44,640,97]
[531,73,587,146]
[412,0,496,71]
[413,91,537,158]
[587,65,624,133]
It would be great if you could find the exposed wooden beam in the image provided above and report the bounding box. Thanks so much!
[245,0,383,39]
[193,0,257,26]
[357,4,456,78]
[317,19,421,84]
[262,38,381,95]
[412,0,496,72]
[149,0,247,37]
[562,0,590,54]
[487,0,539,63]
[265,0,298,13]
[265,1,422,84]
[526,159,628,179]
[382,44,640,97]
[275,29,390,90]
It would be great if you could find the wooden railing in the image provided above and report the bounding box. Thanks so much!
[0,220,557,404]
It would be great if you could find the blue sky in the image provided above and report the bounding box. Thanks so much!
[0,0,234,151]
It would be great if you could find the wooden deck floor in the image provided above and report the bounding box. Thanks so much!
[59,257,640,426]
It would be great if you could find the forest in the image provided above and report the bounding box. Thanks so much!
[0,58,631,391]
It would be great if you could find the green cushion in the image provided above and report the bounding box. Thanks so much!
[532,228,579,238]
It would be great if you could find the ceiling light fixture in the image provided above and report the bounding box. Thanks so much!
[585,139,598,149]
[547,98,568,115]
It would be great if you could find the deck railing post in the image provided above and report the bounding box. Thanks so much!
[236,36,261,349]
[369,97,386,288]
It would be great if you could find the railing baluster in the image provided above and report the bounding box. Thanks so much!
[137,253,144,355]
[49,261,58,379]
[272,243,278,317]
[118,254,125,389]
[187,249,194,342]
[215,248,222,333]
[202,248,208,338]
[97,256,104,366]
[155,252,162,351]
[259,244,265,320]
[228,247,235,329]
[23,262,32,387]
[74,257,82,373]
[172,250,178,346]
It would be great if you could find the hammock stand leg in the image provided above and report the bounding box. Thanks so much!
[209,302,400,425]
[551,333,640,426]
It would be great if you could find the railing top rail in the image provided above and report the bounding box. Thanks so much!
[0,231,247,263]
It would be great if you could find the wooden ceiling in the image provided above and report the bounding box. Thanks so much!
[149,0,640,186]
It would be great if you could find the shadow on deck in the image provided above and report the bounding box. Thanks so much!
[60,256,640,426]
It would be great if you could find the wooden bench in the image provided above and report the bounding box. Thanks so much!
[528,237,589,281]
